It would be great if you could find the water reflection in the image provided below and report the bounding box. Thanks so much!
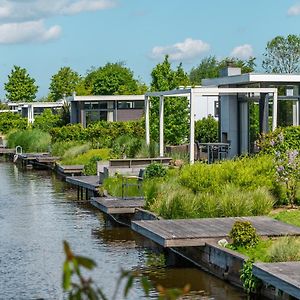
[0,162,246,299]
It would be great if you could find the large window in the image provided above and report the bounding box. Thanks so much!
[86,111,107,125]
[117,101,144,109]
[84,101,108,110]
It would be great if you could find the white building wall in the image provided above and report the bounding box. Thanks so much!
[193,95,218,121]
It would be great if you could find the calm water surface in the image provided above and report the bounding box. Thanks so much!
[0,162,246,299]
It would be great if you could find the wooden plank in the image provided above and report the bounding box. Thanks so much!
[253,262,300,299]
[66,176,99,191]
[132,217,300,248]
[91,197,144,214]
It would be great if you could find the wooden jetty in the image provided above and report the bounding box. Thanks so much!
[66,175,99,191]
[131,216,300,247]
[253,262,300,299]
[66,175,100,200]
[0,148,15,154]
[56,164,84,176]
[91,197,145,214]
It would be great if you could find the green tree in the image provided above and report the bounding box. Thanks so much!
[195,116,218,143]
[49,67,81,101]
[4,66,38,102]
[150,55,190,145]
[84,62,147,95]
[190,56,256,85]
[262,35,300,73]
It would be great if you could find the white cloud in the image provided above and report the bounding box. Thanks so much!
[63,0,116,15]
[288,4,300,16]
[230,44,254,59]
[0,20,61,44]
[0,0,115,44]
[0,0,116,22]
[151,38,210,62]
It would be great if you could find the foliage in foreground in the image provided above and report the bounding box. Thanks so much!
[7,129,51,152]
[63,241,188,300]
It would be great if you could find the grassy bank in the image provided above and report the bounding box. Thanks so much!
[103,155,290,219]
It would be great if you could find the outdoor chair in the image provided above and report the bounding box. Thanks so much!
[121,169,144,200]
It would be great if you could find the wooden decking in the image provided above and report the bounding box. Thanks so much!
[0,148,15,154]
[57,164,84,176]
[253,262,300,299]
[131,216,300,247]
[66,176,100,191]
[91,197,144,214]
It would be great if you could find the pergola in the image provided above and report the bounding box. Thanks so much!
[145,87,278,164]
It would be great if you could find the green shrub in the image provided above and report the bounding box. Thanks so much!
[268,236,300,262]
[50,120,145,148]
[0,112,27,134]
[195,115,218,143]
[61,148,110,166]
[84,155,101,175]
[229,221,259,249]
[258,126,300,154]
[51,141,85,157]
[112,135,143,158]
[144,163,167,179]
[62,144,90,161]
[7,129,51,152]
[33,109,62,132]
[240,259,261,294]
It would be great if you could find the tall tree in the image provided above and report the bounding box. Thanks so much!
[49,67,81,101]
[190,56,256,85]
[150,55,190,145]
[85,62,146,95]
[262,34,300,73]
[4,66,38,102]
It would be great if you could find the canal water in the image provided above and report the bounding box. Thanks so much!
[0,162,246,299]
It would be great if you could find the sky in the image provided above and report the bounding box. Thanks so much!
[0,0,300,99]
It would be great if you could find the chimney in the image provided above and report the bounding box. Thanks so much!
[219,65,242,77]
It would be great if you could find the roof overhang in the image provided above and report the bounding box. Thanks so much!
[202,73,300,87]
[70,95,145,102]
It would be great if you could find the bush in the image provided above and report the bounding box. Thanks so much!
[144,163,167,179]
[7,129,51,152]
[195,115,218,143]
[0,112,27,134]
[51,141,85,157]
[229,221,259,249]
[50,120,145,148]
[112,135,143,158]
[258,126,300,154]
[180,155,278,194]
[268,236,300,262]
[33,109,62,132]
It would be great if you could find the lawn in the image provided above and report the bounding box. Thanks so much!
[270,209,300,227]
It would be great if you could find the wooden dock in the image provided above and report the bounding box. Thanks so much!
[57,164,84,176]
[91,197,144,214]
[66,176,99,191]
[0,148,15,154]
[131,216,300,247]
[253,262,300,299]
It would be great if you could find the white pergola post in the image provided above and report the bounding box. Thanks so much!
[145,96,150,145]
[272,91,278,131]
[189,91,195,164]
[159,95,164,157]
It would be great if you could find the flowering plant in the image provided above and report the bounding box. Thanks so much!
[274,149,300,206]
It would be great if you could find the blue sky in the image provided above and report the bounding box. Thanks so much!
[0,0,300,99]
